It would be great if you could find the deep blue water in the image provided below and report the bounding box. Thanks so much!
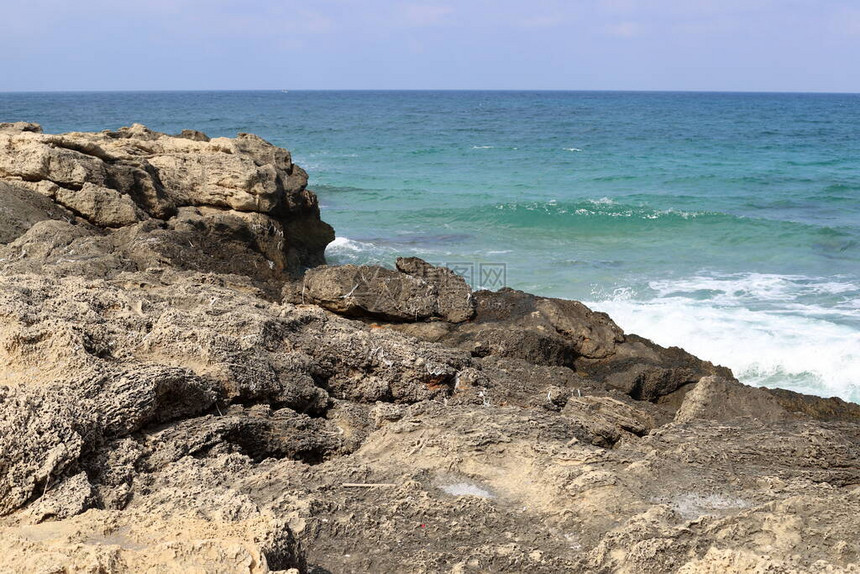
[2,90,859,401]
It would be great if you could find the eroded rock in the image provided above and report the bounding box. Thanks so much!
[0,124,334,285]
[675,375,789,423]
[292,257,475,323]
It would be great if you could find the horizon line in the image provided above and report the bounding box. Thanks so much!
[2,88,860,96]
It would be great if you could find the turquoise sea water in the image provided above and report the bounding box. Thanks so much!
[2,90,859,402]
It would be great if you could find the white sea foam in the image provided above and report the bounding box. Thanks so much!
[325,236,390,265]
[471,145,494,149]
[588,197,615,205]
[564,147,583,152]
[585,273,860,403]
[327,236,366,252]
[571,200,705,219]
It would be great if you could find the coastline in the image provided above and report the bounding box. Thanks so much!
[4,90,858,403]
[0,123,858,573]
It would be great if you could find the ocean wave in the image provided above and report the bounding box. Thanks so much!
[488,199,710,221]
[326,236,366,252]
[409,147,444,155]
[324,234,468,266]
[821,183,857,196]
[443,201,860,258]
[647,273,860,304]
[325,236,394,266]
[588,197,616,205]
[585,273,860,403]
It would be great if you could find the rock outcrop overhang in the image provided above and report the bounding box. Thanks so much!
[0,124,858,574]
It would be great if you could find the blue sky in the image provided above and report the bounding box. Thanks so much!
[2,0,859,92]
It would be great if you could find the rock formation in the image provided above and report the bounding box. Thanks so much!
[0,121,334,294]
[0,125,858,574]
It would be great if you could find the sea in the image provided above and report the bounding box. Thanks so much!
[2,90,859,403]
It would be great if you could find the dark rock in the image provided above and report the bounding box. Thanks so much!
[577,334,734,403]
[0,181,79,244]
[27,472,96,523]
[258,519,307,572]
[766,387,860,422]
[435,288,624,366]
[177,129,210,142]
[140,404,352,469]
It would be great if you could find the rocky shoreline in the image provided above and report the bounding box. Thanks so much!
[0,123,858,573]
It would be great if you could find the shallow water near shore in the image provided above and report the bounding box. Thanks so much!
[2,90,859,402]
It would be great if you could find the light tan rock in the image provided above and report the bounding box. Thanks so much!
[0,510,304,574]
[0,123,333,276]
[55,182,146,227]
[675,375,789,423]
[295,263,440,321]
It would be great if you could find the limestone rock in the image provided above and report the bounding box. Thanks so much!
[27,472,95,523]
[294,257,474,323]
[0,122,42,133]
[0,124,334,278]
[396,256,475,322]
[0,510,305,574]
[675,375,790,423]
[767,386,860,422]
[54,182,147,227]
[579,334,734,403]
[434,287,624,365]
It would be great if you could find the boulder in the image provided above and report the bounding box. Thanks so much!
[293,257,475,323]
[674,376,789,423]
[396,256,475,322]
[54,182,147,227]
[431,288,624,366]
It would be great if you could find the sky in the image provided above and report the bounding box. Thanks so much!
[2,0,859,92]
